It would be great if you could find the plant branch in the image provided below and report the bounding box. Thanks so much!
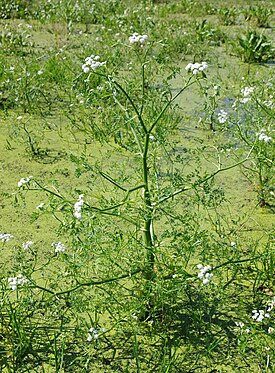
[106,75,148,134]
[32,268,142,296]
[99,170,128,191]
[155,147,254,205]
[148,77,194,134]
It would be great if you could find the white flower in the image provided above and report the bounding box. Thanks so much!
[17,116,23,120]
[252,309,269,322]
[258,133,272,142]
[185,61,208,75]
[217,109,228,124]
[52,241,66,253]
[129,32,149,44]
[87,327,105,342]
[22,241,33,250]
[235,322,250,334]
[36,202,45,210]
[82,55,106,73]
[197,264,214,285]
[252,297,275,323]
[240,98,250,104]
[37,70,43,75]
[18,176,33,188]
[73,194,84,219]
[263,100,273,107]
[235,321,244,328]
[240,87,254,104]
[256,129,272,143]
[267,297,275,312]
[8,274,29,290]
[82,65,90,73]
[0,233,14,242]
[241,86,254,97]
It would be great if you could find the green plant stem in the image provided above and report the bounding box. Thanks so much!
[258,162,265,201]
[142,133,155,280]
[213,254,262,271]
[32,268,142,296]
[140,62,146,117]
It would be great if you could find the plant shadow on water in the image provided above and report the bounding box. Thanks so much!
[29,147,68,164]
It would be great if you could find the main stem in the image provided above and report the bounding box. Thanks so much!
[142,133,155,281]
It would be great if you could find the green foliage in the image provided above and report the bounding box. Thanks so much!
[0,0,31,19]
[237,30,274,63]
[194,19,226,45]
[244,6,274,28]
[218,7,239,26]
[0,23,33,56]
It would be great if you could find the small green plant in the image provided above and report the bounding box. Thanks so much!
[218,7,239,25]
[194,19,226,45]
[237,30,274,63]
[0,24,33,56]
[244,6,273,28]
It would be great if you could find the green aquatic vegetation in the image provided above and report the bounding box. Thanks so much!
[237,30,274,63]
[0,0,30,19]
[0,23,33,56]
[218,7,240,26]
[244,5,274,28]
[194,19,226,46]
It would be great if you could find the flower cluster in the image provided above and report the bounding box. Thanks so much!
[22,241,33,250]
[240,86,254,104]
[251,298,274,323]
[256,129,272,143]
[235,321,250,334]
[0,233,14,242]
[197,264,214,285]
[52,241,66,253]
[87,327,106,342]
[185,61,208,75]
[241,86,254,97]
[129,32,149,44]
[252,309,270,322]
[18,175,33,188]
[8,274,29,290]
[267,297,275,312]
[217,109,228,124]
[82,55,106,73]
[73,194,84,219]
